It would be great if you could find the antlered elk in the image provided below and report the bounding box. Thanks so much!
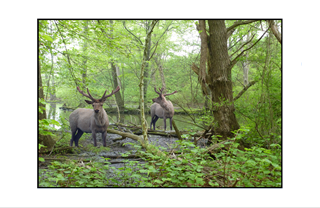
[150,87,177,131]
[69,86,120,147]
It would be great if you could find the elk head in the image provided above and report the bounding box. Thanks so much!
[77,86,120,113]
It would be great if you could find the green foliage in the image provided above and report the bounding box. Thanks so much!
[39,130,281,187]
[38,20,282,188]
[39,160,112,187]
[213,130,282,187]
[39,144,46,162]
[39,99,61,136]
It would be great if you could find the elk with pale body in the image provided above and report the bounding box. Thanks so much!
[150,87,177,131]
[69,86,120,147]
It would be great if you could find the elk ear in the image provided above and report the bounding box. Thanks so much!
[85,100,94,104]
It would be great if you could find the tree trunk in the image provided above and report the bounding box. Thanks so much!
[81,20,89,88]
[142,20,152,109]
[155,55,166,92]
[111,62,125,113]
[39,60,55,150]
[207,20,240,139]
[139,20,158,141]
[108,20,125,115]
[242,33,250,86]
[267,20,281,45]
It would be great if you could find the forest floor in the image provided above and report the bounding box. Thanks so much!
[39,131,208,170]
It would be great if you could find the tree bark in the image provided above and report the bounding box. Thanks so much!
[111,62,125,112]
[155,56,166,92]
[81,20,89,88]
[267,20,281,44]
[139,20,158,141]
[142,21,152,109]
[196,20,209,96]
[39,60,55,150]
[207,20,240,139]
[109,20,125,114]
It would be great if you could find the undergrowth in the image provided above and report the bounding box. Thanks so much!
[39,129,281,187]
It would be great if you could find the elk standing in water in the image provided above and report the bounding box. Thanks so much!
[69,86,120,147]
[150,87,177,131]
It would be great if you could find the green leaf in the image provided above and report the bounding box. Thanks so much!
[154,179,162,184]
[42,34,53,42]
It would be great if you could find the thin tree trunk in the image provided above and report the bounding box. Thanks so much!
[111,62,125,113]
[158,64,166,92]
[242,33,250,86]
[142,21,152,109]
[109,20,125,114]
[82,20,89,88]
[139,20,158,141]
[39,60,55,150]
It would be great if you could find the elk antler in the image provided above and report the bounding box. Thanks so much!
[154,87,176,97]
[77,86,96,101]
[164,91,177,96]
[100,86,120,101]
[154,87,162,96]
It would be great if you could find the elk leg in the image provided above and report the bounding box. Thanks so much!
[150,116,154,129]
[70,128,77,146]
[170,118,173,130]
[163,117,167,131]
[74,129,84,147]
[92,131,97,147]
[102,131,107,147]
[152,116,159,130]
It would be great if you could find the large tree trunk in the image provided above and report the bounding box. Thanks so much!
[207,20,240,139]
[39,60,55,150]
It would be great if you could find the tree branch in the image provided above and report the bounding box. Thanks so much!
[267,20,281,44]
[228,28,252,51]
[123,21,143,45]
[150,20,173,51]
[234,80,257,101]
[229,23,271,70]
[229,33,255,58]
[53,20,78,86]
[148,40,159,61]
[227,20,259,36]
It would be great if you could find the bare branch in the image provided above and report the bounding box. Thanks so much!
[227,20,259,35]
[230,24,271,70]
[148,40,159,61]
[229,33,256,58]
[53,20,78,86]
[228,28,252,51]
[151,20,173,51]
[234,80,257,101]
[123,21,143,45]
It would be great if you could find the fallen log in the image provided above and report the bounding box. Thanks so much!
[106,128,166,158]
[39,146,74,154]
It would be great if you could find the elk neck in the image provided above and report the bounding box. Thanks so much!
[94,109,108,126]
[159,100,173,113]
